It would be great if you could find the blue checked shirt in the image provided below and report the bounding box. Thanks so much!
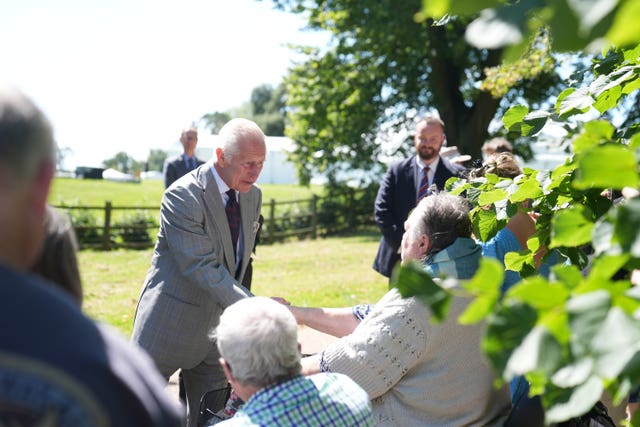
[214,373,373,427]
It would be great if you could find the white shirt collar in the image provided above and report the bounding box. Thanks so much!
[415,156,440,172]
[210,164,234,200]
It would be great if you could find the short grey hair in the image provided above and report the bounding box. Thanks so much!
[0,84,55,185]
[217,118,265,163]
[216,297,301,388]
[408,192,472,256]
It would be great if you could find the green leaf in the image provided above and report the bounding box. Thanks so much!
[462,258,504,294]
[592,216,617,256]
[551,358,594,388]
[507,277,569,310]
[504,250,533,272]
[557,87,593,118]
[593,85,622,113]
[483,302,538,372]
[585,254,631,284]
[505,326,563,380]
[522,109,551,136]
[478,188,508,206]
[572,120,616,154]
[391,260,452,323]
[509,175,543,203]
[448,0,503,16]
[591,307,640,379]
[471,207,502,242]
[567,0,617,35]
[589,66,637,98]
[459,258,503,324]
[606,0,640,48]
[573,144,639,190]
[613,198,640,257]
[550,205,594,248]
[552,264,584,289]
[503,105,528,133]
[567,290,611,357]
[545,377,604,423]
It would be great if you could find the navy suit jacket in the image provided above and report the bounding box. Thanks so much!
[163,154,205,189]
[373,155,461,278]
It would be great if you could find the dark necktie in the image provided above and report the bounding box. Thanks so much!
[225,189,240,257]
[190,157,197,170]
[417,166,431,201]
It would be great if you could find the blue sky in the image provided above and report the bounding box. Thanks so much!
[1,0,328,168]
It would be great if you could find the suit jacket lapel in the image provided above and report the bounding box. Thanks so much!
[199,166,237,275]
[402,157,417,201]
[237,191,254,280]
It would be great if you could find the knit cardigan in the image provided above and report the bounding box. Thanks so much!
[321,238,511,426]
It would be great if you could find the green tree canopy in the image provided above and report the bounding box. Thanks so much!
[200,83,286,136]
[146,149,167,172]
[271,0,565,185]
[102,151,141,174]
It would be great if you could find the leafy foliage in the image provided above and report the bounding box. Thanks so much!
[397,43,640,423]
[271,0,562,184]
[419,0,640,59]
[200,84,286,136]
[146,149,167,172]
[115,210,156,246]
[102,151,142,174]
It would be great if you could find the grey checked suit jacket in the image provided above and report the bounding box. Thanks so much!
[131,163,260,369]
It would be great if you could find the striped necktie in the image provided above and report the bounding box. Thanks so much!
[225,189,240,257]
[417,166,430,201]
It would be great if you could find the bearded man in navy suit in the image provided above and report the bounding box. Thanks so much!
[373,115,463,279]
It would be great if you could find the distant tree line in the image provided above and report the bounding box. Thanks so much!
[57,84,286,175]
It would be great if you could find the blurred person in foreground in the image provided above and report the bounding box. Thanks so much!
[164,126,205,189]
[0,83,182,426]
[132,118,266,427]
[211,296,373,427]
[285,193,511,426]
[30,205,83,305]
[373,114,462,280]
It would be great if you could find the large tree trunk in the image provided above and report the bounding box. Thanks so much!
[427,24,503,160]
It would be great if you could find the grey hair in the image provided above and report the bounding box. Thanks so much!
[217,118,265,163]
[215,297,301,388]
[0,84,55,184]
[408,192,472,256]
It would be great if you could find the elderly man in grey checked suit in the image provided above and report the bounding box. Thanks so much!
[132,118,266,427]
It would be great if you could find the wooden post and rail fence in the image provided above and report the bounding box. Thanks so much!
[53,188,375,250]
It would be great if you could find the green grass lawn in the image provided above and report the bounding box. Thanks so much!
[80,230,388,337]
[49,177,324,207]
[54,177,387,337]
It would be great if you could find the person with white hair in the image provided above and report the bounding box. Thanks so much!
[213,296,373,427]
[132,118,268,426]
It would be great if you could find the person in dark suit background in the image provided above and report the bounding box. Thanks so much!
[164,126,206,189]
[373,114,462,279]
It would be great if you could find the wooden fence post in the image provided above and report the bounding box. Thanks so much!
[347,188,355,229]
[311,195,318,239]
[267,198,276,244]
[102,201,112,251]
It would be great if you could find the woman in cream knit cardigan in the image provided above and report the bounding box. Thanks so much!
[287,193,512,426]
